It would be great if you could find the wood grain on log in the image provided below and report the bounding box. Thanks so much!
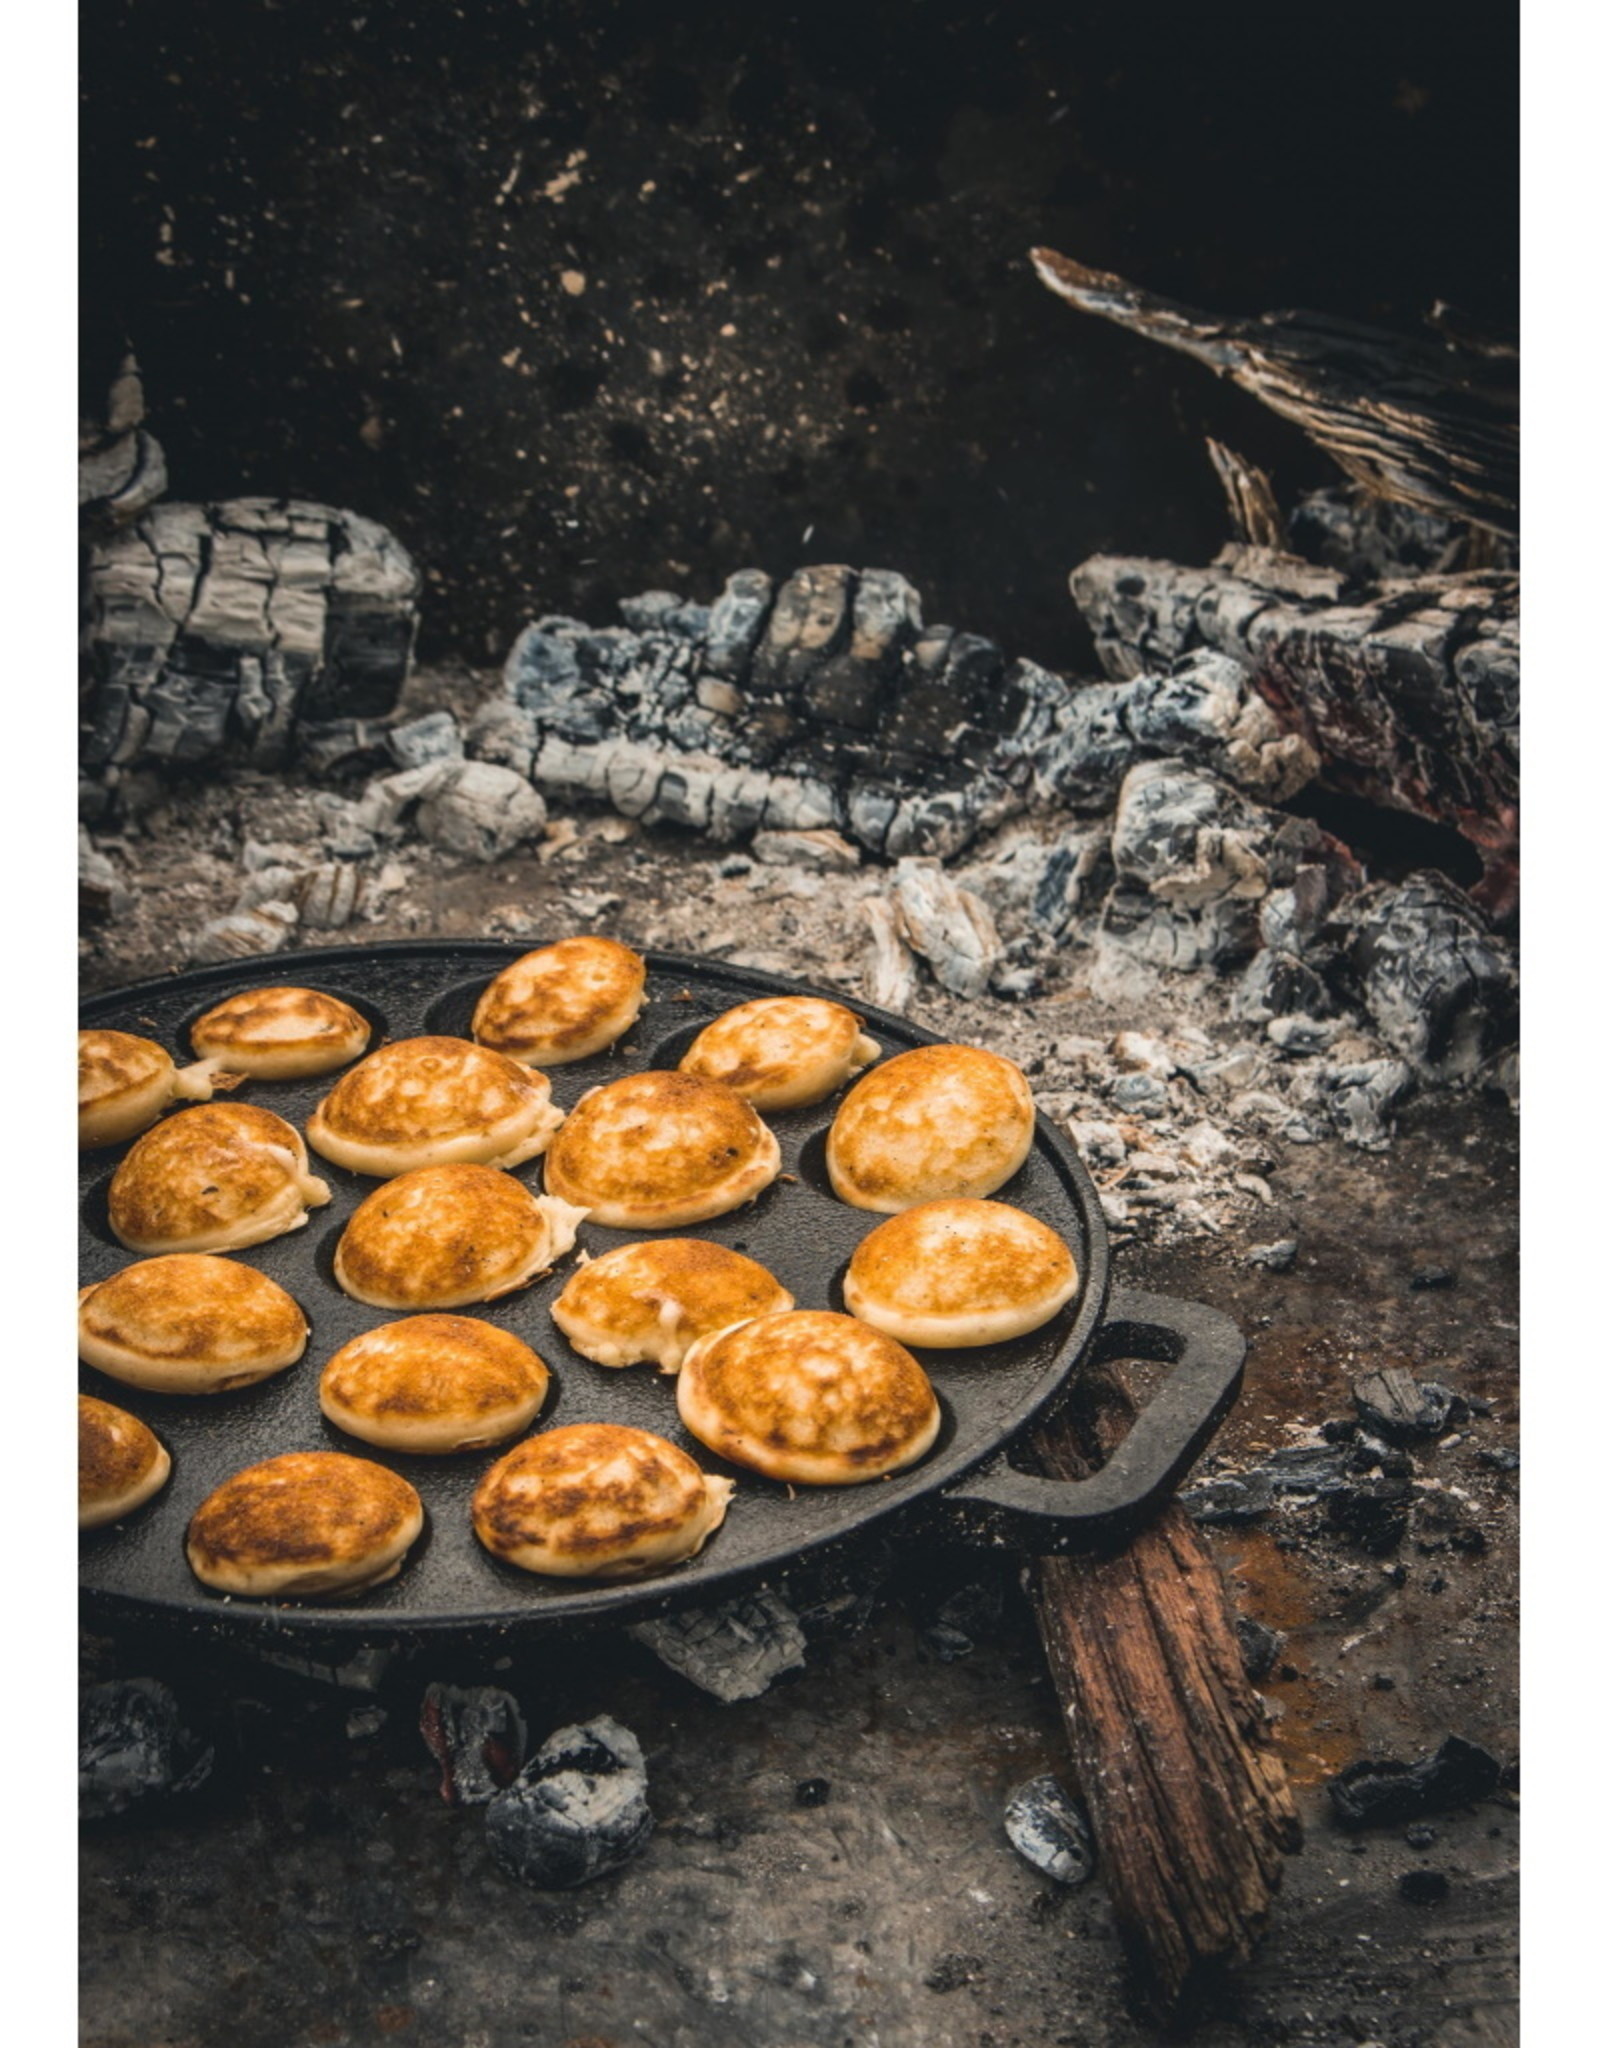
[1206,439,1286,551]
[1030,1359,1301,2019]
[1033,249,1518,536]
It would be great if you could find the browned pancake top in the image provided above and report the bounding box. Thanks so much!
[689,1310,937,1466]
[679,996,862,1094]
[544,1070,768,1208]
[322,1315,549,1421]
[80,1254,308,1365]
[314,1036,545,1145]
[79,1029,170,1113]
[472,937,646,1058]
[186,1452,421,1573]
[191,986,369,1058]
[335,1164,550,1303]
[108,1103,310,1244]
[472,1423,707,1559]
[847,1200,1076,1317]
[828,1045,1033,1200]
[79,1394,164,1501]
[554,1238,791,1349]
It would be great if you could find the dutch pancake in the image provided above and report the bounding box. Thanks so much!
[107,1103,331,1255]
[825,1044,1034,1213]
[542,1070,780,1229]
[185,1451,425,1598]
[472,936,647,1066]
[320,1315,551,1454]
[551,1238,794,1374]
[79,1028,235,1150]
[471,1423,733,1580]
[843,1198,1080,1348]
[189,985,371,1080]
[79,1394,171,1530]
[678,995,880,1111]
[676,1309,940,1486]
[78,1253,309,1394]
[306,1035,563,1177]
[333,1163,585,1310]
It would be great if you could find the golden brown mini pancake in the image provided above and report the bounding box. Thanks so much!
[676,1309,940,1486]
[843,1199,1080,1348]
[79,1028,235,1150]
[306,1035,563,1178]
[108,1103,332,1255]
[472,935,647,1067]
[334,1163,585,1310]
[543,1070,780,1229]
[79,1394,171,1530]
[185,1451,424,1598]
[551,1239,795,1374]
[826,1044,1035,1213]
[678,996,881,1111]
[471,1423,733,1579]
[78,1253,309,1394]
[190,986,372,1080]
[320,1315,551,1454]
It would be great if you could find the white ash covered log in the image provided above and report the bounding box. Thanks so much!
[81,498,420,795]
[79,354,168,530]
[1070,548,1518,913]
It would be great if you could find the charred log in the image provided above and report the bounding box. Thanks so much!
[1031,1359,1301,2020]
[1069,549,1518,912]
[82,498,421,790]
[1032,249,1518,536]
[79,355,168,532]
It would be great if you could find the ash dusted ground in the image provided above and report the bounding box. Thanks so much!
[80,785,1518,2047]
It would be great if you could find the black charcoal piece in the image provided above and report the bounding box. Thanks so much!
[794,1778,832,1809]
[1180,1470,1278,1525]
[1325,1475,1414,1555]
[1234,1615,1286,1683]
[1398,1868,1451,1904]
[703,568,774,678]
[1351,1369,1460,1444]
[485,1715,652,1889]
[1409,1264,1457,1291]
[1405,1823,1438,1849]
[80,1678,213,1821]
[1477,1446,1520,1472]
[419,1684,527,1805]
[1331,872,1517,1082]
[1003,1776,1096,1886]
[1328,1736,1502,1830]
[627,1590,806,1702]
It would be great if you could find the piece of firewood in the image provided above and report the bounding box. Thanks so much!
[1206,438,1286,552]
[1069,548,1519,915]
[1032,249,1518,537]
[1029,1358,1302,2020]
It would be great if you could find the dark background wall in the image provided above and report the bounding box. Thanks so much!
[81,0,1518,672]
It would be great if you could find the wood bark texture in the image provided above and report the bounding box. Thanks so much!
[1033,249,1518,537]
[1030,1359,1302,2020]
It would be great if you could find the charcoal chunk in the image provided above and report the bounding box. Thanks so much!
[1326,1475,1414,1554]
[419,1684,527,1805]
[704,568,773,678]
[387,710,462,770]
[485,1715,652,1889]
[794,1777,831,1809]
[1244,1239,1299,1272]
[1235,1614,1286,1682]
[1351,1369,1461,1444]
[1328,1734,1502,1830]
[628,1590,806,1702]
[1003,1776,1096,1886]
[80,1678,213,1820]
[1398,1868,1451,1903]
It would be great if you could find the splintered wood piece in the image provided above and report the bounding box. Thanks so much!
[1206,439,1287,551]
[1032,248,1518,536]
[1030,1358,1301,2019]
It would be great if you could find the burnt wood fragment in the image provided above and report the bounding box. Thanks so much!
[82,499,420,787]
[1030,1360,1301,2020]
[1032,249,1518,535]
[1070,551,1518,911]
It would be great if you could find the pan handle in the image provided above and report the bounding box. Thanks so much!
[934,1286,1245,1554]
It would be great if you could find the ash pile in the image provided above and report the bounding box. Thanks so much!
[80,486,1517,1244]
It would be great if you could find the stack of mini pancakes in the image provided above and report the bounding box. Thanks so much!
[79,940,1082,1600]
